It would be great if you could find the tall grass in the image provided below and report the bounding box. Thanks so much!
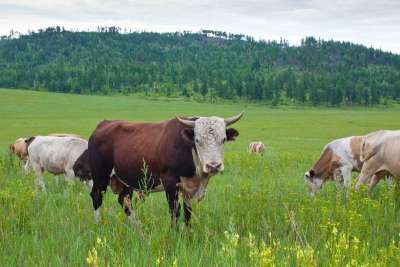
[1,89,400,266]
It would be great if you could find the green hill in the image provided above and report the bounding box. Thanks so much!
[1,27,399,105]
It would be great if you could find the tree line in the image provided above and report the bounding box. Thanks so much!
[0,27,399,105]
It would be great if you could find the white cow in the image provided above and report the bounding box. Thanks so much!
[25,136,88,191]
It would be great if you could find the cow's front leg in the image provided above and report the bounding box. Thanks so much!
[183,198,192,226]
[342,167,353,189]
[24,159,31,175]
[163,175,181,227]
[32,163,46,192]
[90,184,107,223]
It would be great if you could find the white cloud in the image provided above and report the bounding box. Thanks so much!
[0,0,399,53]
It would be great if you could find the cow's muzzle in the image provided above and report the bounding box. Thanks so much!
[205,162,223,174]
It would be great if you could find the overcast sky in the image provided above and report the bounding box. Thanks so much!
[0,0,399,53]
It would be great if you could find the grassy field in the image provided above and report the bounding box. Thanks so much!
[1,88,400,266]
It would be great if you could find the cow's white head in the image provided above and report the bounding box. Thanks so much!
[177,112,243,176]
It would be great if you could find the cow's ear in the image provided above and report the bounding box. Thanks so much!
[309,169,315,177]
[226,128,239,141]
[25,136,35,144]
[9,144,14,152]
[181,129,194,144]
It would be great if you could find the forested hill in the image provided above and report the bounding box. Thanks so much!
[1,27,399,105]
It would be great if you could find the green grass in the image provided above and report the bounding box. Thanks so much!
[1,88,400,266]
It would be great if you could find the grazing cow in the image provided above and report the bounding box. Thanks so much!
[304,135,364,195]
[88,113,243,227]
[355,130,400,193]
[248,141,265,154]
[26,136,88,191]
[10,138,29,160]
[10,133,82,160]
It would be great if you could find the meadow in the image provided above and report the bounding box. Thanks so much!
[1,88,400,266]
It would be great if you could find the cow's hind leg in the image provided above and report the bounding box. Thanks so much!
[367,172,386,194]
[334,165,352,190]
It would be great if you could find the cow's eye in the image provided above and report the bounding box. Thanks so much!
[195,138,199,143]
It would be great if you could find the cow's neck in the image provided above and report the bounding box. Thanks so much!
[174,148,213,201]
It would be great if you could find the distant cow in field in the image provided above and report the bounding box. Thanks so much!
[304,135,365,195]
[355,130,400,193]
[10,138,29,160]
[25,136,88,191]
[88,112,243,227]
[248,141,265,154]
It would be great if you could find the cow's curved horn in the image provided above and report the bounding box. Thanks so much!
[224,112,244,126]
[176,116,195,128]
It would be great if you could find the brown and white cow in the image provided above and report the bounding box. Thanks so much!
[88,113,243,227]
[248,141,265,154]
[304,135,364,195]
[355,130,400,193]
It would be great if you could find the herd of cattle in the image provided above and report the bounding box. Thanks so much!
[7,112,400,227]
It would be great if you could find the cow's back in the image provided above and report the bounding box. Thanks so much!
[361,130,400,162]
[29,136,87,171]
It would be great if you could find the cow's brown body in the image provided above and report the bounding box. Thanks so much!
[89,119,196,189]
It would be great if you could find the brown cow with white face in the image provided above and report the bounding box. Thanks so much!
[88,113,243,227]
[304,135,364,195]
